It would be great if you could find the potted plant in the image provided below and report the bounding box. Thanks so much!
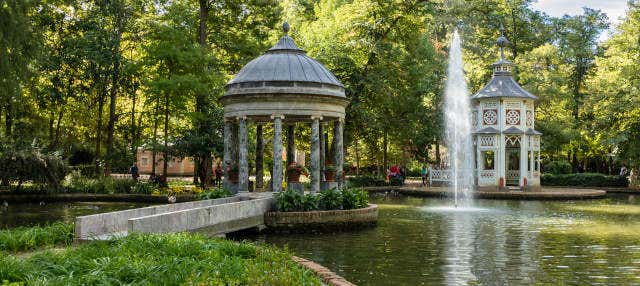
[287,162,308,182]
[324,164,336,182]
[226,164,239,183]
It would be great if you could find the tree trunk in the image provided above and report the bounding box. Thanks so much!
[105,19,123,175]
[130,82,137,160]
[163,91,169,179]
[96,84,105,176]
[152,102,159,175]
[5,101,12,138]
[382,131,388,168]
[194,0,213,187]
[435,143,441,166]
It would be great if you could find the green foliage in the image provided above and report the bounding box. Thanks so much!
[544,161,573,174]
[198,187,232,200]
[0,233,321,285]
[301,194,320,211]
[64,172,137,194]
[319,188,343,210]
[0,146,67,190]
[541,173,629,187]
[129,181,159,194]
[342,188,369,210]
[0,223,74,252]
[347,176,388,187]
[275,188,305,212]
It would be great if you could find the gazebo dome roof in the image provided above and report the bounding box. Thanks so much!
[471,27,537,101]
[220,23,348,121]
[224,24,344,98]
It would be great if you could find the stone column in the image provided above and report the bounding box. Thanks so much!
[222,119,232,190]
[286,124,295,168]
[255,124,264,190]
[333,118,344,188]
[310,116,321,193]
[272,115,284,192]
[319,123,325,180]
[520,135,527,188]
[228,120,239,192]
[238,117,248,192]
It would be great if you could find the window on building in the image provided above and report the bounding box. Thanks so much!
[141,157,148,167]
[482,151,495,170]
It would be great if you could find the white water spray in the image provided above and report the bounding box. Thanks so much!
[444,30,474,208]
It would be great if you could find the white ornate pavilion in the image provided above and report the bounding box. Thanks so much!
[472,28,542,190]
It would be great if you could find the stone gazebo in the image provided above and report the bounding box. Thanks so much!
[219,23,348,193]
[471,28,542,190]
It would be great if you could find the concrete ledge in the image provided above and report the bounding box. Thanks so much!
[128,197,274,236]
[365,186,607,200]
[292,256,356,286]
[75,196,243,240]
[264,204,378,232]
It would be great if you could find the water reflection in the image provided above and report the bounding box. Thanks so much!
[246,195,640,285]
[0,201,152,228]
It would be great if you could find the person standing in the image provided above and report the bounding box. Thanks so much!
[620,164,628,177]
[421,165,428,186]
[130,163,140,181]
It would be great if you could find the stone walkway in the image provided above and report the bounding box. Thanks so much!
[365,182,607,200]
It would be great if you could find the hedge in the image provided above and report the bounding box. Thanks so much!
[541,173,628,187]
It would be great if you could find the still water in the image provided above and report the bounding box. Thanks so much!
[0,201,152,228]
[250,194,640,285]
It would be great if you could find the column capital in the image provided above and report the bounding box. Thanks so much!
[270,114,285,120]
[310,115,323,120]
[236,115,247,121]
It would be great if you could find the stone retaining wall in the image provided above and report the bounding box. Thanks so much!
[292,256,356,286]
[264,204,378,231]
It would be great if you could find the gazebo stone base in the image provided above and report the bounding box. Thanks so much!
[288,182,305,194]
[227,183,239,194]
[321,181,338,191]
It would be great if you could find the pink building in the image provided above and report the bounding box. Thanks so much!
[136,149,195,176]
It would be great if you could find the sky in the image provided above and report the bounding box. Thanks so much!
[531,0,629,41]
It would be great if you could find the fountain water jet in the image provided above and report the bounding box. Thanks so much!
[444,30,474,208]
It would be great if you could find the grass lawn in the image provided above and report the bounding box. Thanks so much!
[0,227,320,285]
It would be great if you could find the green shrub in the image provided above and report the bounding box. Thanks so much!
[198,187,232,200]
[275,188,305,212]
[0,223,74,252]
[0,233,321,285]
[342,188,369,210]
[544,161,572,174]
[64,172,138,194]
[541,173,629,187]
[301,194,320,211]
[130,181,158,194]
[347,176,388,187]
[0,146,68,191]
[319,188,342,210]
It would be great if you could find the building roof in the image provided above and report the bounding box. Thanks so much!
[471,75,538,100]
[225,23,344,95]
[471,28,537,101]
[503,126,524,134]
[474,127,500,134]
[525,128,543,135]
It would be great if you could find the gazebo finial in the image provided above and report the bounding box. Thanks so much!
[283,22,290,35]
[496,23,510,60]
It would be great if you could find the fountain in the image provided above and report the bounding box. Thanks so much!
[444,29,474,208]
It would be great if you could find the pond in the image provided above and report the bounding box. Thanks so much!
[248,194,640,285]
[0,201,153,228]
